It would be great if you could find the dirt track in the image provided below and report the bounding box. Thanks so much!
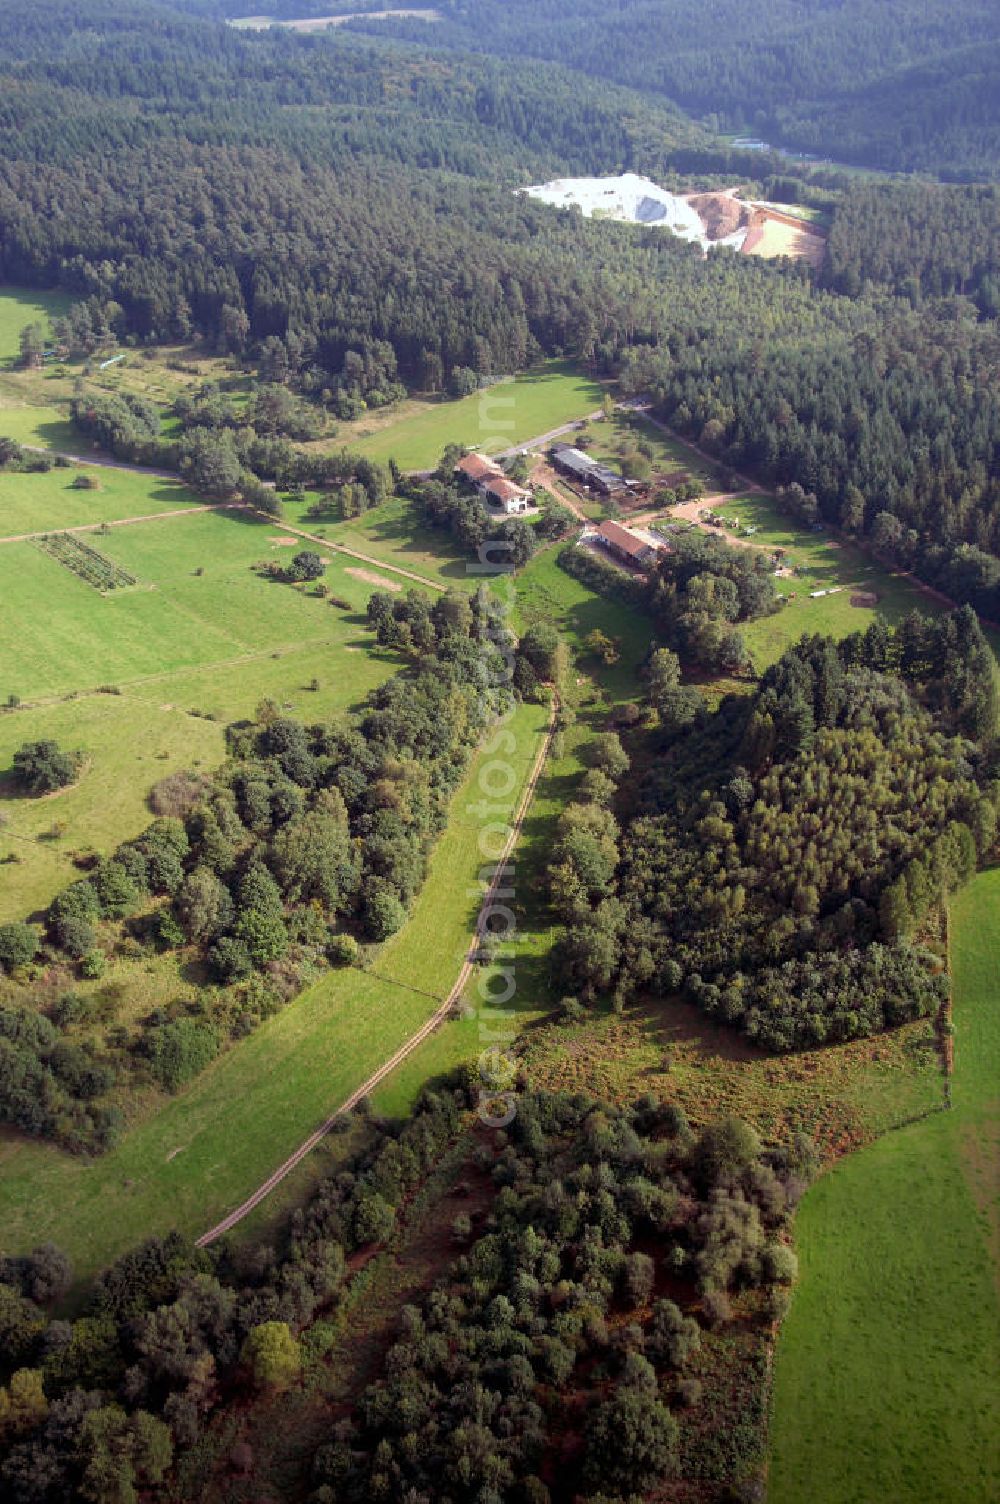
[529,460,589,521]
[195,691,559,1247]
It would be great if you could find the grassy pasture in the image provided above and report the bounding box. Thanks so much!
[514,546,657,702]
[0,463,205,537]
[0,699,550,1292]
[0,473,407,914]
[0,697,224,923]
[0,404,80,453]
[696,493,946,668]
[768,867,1000,1504]
[0,504,405,702]
[306,361,605,470]
[280,493,474,588]
[0,287,74,365]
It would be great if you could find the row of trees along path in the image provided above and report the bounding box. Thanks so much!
[195,690,559,1245]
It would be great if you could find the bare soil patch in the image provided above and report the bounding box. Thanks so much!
[743,212,826,269]
[269,535,297,547]
[685,191,750,239]
[529,460,587,520]
[345,566,401,592]
[280,8,440,28]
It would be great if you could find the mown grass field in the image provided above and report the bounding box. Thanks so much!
[0,699,550,1292]
[306,360,605,470]
[0,697,223,923]
[0,403,80,452]
[0,469,409,914]
[768,867,1000,1504]
[0,461,204,536]
[514,545,656,701]
[0,503,402,701]
[281,493,473,588]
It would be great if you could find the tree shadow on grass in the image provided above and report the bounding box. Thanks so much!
[630,991,764,1068]
[349,513,469,579]
[21,416,80,451]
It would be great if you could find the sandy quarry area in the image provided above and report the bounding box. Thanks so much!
[684,191,750,240]
[523,174,748,252]
[230,9,440,30]
[742,215,826,268]
[524,174,826,267]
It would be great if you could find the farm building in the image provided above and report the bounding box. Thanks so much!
[455,452,532,512]
[595,519,661,570]
[550,443,635,498]
[484,475,532,514]
[455,452,505,490]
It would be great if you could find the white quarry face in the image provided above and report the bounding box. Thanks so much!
[522,172,748,251]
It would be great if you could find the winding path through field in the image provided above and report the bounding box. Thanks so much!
[195,691,559,1246]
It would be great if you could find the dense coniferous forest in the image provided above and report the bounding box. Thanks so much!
[821,182,1000,313]
[0,2,998,1496]
[2,3,997,617]
[349,0,1000,178]
[617,307,1000,619]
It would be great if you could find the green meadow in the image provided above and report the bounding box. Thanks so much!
[514,546,657,701]
[768,867,1000,1504]
[0,463,204,537]
[0,404,80,453]
[281,492,473,588]
[0,286,73,364]
[0,503,405,702]
[0,468,410,915]
[308,360,605,470]
[0,699,550,1292]
[0,696,223,924]
[700,493,945,667]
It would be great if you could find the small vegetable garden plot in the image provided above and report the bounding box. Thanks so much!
[36,532,138,590]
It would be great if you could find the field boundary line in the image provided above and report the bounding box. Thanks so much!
[0,501,244,546]
[253,508,448,593]
[195,692,558,1246]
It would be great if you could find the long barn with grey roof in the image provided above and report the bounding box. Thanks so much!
[549,443,635,497]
